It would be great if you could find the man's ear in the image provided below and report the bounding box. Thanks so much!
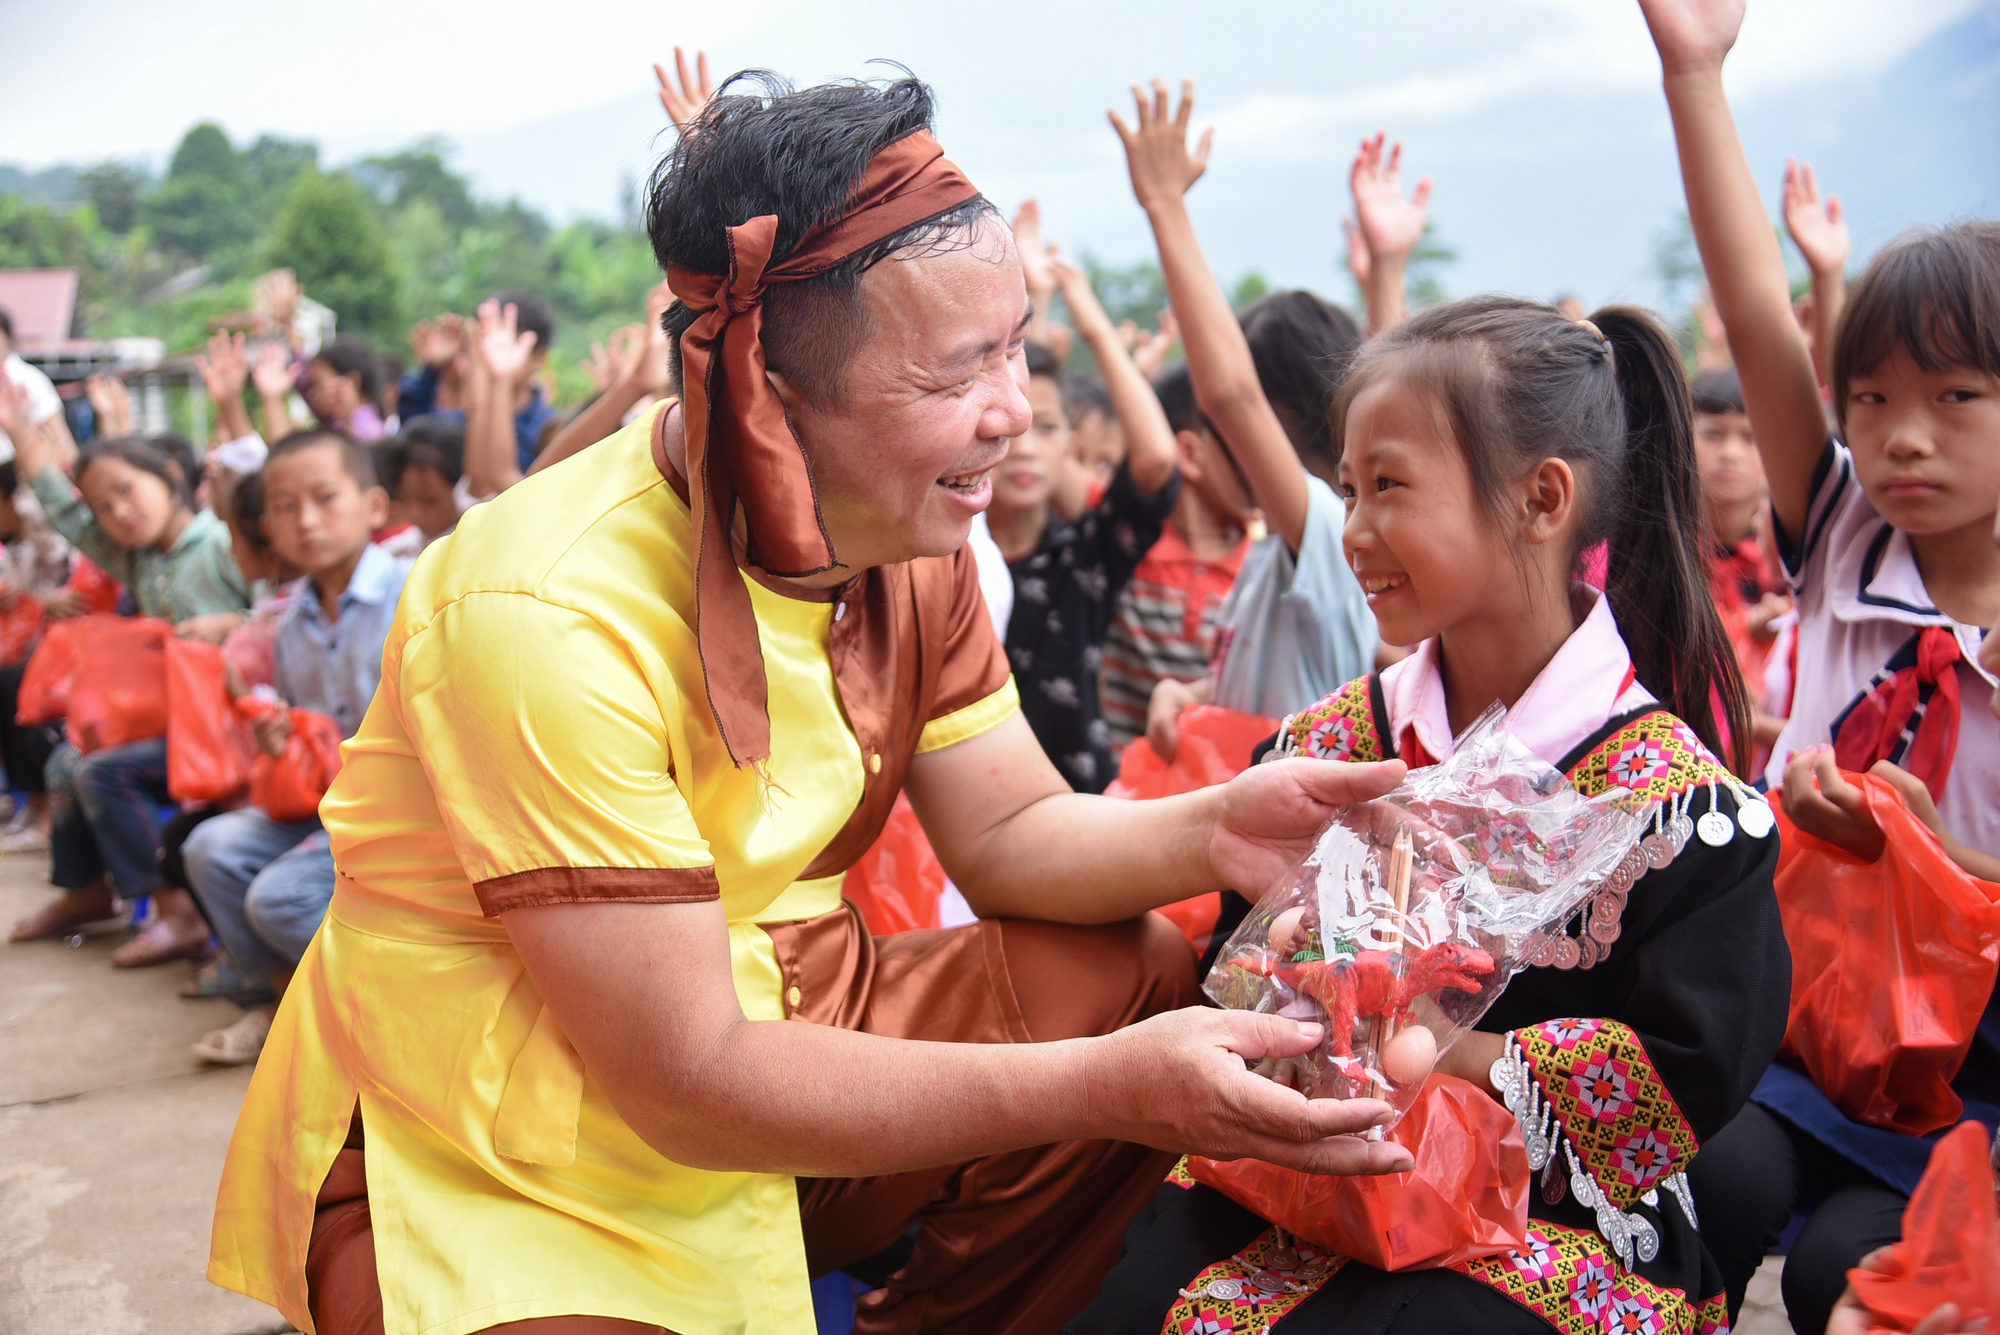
[1521,456,1577,546]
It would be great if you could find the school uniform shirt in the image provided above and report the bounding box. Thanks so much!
[208,400,1018,1335]
[1765,439,1998,852]
[1005,463,1177,792]
[1207,474,1378,720]
[1099,523,1248,752]
[29,465,251,623]
[1077,591,1787,1335]
[270,543,413,739]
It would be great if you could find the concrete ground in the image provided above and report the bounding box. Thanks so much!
[0,846,1799,1335]
[0,854,292,1335]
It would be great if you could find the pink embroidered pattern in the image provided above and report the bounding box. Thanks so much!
[1286,678,1384,764]
[1518,1018,1700,1205]
[1452,1222,1726,1335]
[1159,1229,1345,1334]
[1567,713,1733,803]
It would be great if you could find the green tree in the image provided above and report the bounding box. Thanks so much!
[243,136,318,216]
[78,163,147,234]
[141,123,256,267]
[1406,224,1458,309]
[263,169,401,340]
[1082,255,1170,331]
[359,142,478,229]
[1231,270,1271,309]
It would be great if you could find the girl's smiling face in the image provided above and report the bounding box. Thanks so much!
[78,455,182,550]
[1338,377,1508,649]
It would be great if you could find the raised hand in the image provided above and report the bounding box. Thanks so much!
[1350,132,1432,264]
[254,269,301,334]
[1110,77,1213,213]
[83,374,135,437]
[1012,200,1056,305]
[195,330,250,406]
[1782,158,1850,278]
[1636,0,1747,75]
[251,341,294,400]
[1048,251,1114,343]
[0,376,31,441]
[1342,218,1371,287]
[654,47,717,131]
[474,299,539,383]
[1132,308,1180,381]
[580,340,620,393]
[409,314,466,369]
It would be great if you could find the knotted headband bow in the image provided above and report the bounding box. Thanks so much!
[667,129,978,766]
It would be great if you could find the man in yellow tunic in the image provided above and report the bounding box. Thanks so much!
[209,74,1412,1335]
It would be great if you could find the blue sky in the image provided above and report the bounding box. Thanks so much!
[2,0,1995,312]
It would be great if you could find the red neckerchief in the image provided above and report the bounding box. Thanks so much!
[1832,626,1963,801]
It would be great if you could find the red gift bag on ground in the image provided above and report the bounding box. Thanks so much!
[1776,773,2000,1135]
[1189,1074,1530,1271]
[64,615,171,754]
[16,619,78,724]
[842,792,946,935]
[165,639,257,804]
[0,592,44,667]
[1108,705,1280,948]
[239,700,344,822]
[1847,1121,2000,1329]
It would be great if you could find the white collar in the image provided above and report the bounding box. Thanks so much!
[1381,590,1656,769]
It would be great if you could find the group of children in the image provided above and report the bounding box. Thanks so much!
[3,7,1998,1330]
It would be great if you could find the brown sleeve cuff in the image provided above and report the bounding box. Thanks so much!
[475,865,721,916]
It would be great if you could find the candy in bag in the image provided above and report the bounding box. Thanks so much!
[1205,707,1646,1126]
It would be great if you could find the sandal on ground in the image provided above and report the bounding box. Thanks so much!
[179,959,275,1005]
[110,920,216,968]
[10,892,122,943]
[192,1007,275,1066]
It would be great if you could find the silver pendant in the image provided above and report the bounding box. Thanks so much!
[1629,1212,1660,1264]
[1696,810,1736,847]
[1589,910,1623,945]
[1642,833,1676,869]
[1553,935,1581,969]
[1737,801,1775,839]
[1541,1157,1567,1206]
[1669,811,1696,850]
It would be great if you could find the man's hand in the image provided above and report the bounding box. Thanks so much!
[1783,747,1884,860]
[1111,78,1212,214]
[1636,0,1746,77]
[474,299,539,384]
[1783,158,1850,278]
[1092,1009,1414,1175]
[655,47,717,131]
[1210,757,1408,900]
[1349,132,1431,265]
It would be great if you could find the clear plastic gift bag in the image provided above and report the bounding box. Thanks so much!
[1205,707,1647,1127]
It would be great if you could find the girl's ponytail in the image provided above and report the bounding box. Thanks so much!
[1592,305,1752,774]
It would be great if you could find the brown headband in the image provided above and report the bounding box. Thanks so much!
[667,130,979,767]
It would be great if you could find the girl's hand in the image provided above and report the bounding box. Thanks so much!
[195,331,251,406]
[1826,1249,1982,1335]
[1782,747,1884,860]
[1146,676,1205,763]
[1110,78,1212,214]
[1635,0,1746,76]
[654,47,717,131]
[1349,132,1432,264]
[1208,757,1408,901]
[1782,158,1851,279]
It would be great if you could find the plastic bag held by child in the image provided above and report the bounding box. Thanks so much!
[0,591,44,667]
[1846,1120,2000,1330]
[1190,1074,1531,1270]
[165,639,258,804]
[15,618,78,725]
[1204,708,1646,1125]
[238,697,345,823]
[64,615,172,753]
[1775,771,2000,1135]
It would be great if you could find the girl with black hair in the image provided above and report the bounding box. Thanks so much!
[6,424,251,967]
[1069,295,1788,1335]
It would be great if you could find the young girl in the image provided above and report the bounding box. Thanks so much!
[1638,1,2000,1329]
[1118,83,1379,761]
[1069,296,1786,1335]
[6,425,252,966]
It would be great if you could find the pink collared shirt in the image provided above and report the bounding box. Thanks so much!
[1381,591,1654,768]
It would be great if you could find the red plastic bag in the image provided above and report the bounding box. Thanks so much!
[1776,772,2000,1135]
[1847,1120,2000,1330]
[66,554,125,616]
[15,619,78,725]
[842,792,945,935]
[64,615,171,753]
[165,639,256,804]
[1108,706,1279,948]
[0,592,44,667]
[240,701,344,822]
[1189,1074,1530,1271]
